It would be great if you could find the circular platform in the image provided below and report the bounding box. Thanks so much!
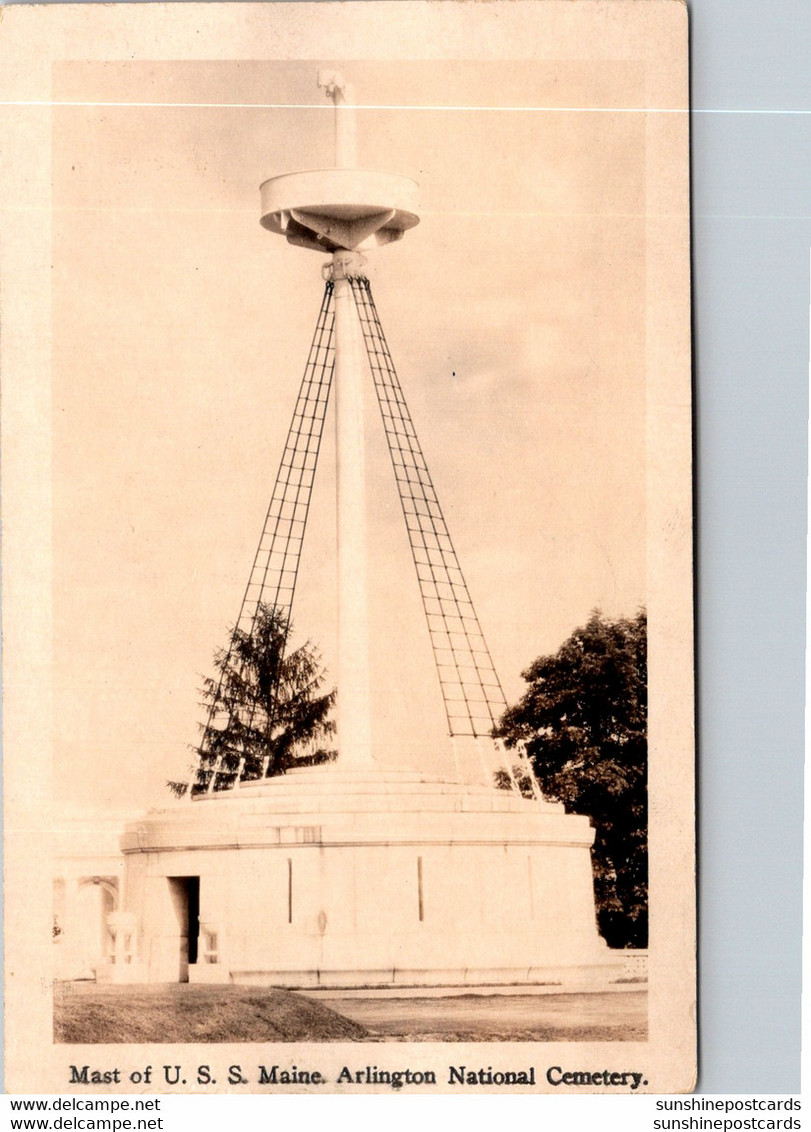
[260,169,420,252]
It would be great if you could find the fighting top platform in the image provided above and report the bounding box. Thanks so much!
[259,70,419,253]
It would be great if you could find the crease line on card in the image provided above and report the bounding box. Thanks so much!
[0,99,692,112]
[3,99,808,113]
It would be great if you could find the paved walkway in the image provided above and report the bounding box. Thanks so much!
[309,988,648,1042]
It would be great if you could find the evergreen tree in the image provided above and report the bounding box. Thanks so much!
[170,604,336,797]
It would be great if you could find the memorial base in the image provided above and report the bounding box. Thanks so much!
[120,767,623,988]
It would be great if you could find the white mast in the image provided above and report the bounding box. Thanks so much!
[322,74,372,767]
[260,72,420,770]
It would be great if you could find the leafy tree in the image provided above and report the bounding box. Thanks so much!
[495,609,647,948]
[169,604,336,797]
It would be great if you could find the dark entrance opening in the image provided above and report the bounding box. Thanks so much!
[167,876,200,981]
[186,877,200,964]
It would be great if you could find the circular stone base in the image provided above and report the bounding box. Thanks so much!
[120,765,621,988]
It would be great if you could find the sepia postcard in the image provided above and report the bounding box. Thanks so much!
[1,0,695,1095]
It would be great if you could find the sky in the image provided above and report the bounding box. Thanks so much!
[50,58,647,812]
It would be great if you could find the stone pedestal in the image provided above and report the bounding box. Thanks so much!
[120,766,621,988]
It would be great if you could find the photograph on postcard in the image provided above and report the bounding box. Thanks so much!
[1,0,694,1094]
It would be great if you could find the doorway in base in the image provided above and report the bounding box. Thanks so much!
[167,876,200,982]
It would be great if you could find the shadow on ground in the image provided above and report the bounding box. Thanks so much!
[54,982,647,1043]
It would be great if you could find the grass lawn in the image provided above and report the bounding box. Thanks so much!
[54,983,369,1044]
[54,982,646,1044]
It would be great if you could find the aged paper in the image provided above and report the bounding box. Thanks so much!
[1,0,694,1095]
